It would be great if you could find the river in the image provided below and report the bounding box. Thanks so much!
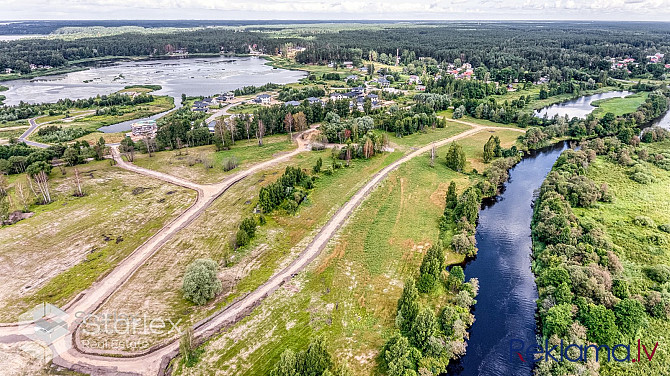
[448,142,569,376]
[1,56,306,107]
[534,91,632,119]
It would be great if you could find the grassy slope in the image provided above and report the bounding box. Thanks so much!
[174,127,519,375]
[0,161,196,321]
[573,143,670,375]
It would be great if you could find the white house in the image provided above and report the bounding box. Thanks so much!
[255,94,271,104]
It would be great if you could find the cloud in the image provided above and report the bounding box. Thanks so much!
[3,0,670,20]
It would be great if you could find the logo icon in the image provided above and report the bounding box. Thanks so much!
[18,302,70,361]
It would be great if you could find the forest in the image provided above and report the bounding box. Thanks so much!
[2,22,670,79]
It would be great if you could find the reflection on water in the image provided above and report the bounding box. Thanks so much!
[534,91,632,119]
[1,56,306,106]
[447,142,568,376]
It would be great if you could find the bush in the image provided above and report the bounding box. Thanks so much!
[240,217,257,238]
[182,259,222,305]
[633,216,655,227]
[659,224,670,233]
[235,229,250,247]
[222,156,239,172]
[644,265,670,283]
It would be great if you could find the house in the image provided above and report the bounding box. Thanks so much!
[130,120,157,137]
[192,101,209,110]
[346,75,359,82]
[255,94,271,104]
[343,61,354,69]
[359,67,368,73]
[377,77,390,87]
[307,97,323,105]
[329,93,344,101]
[3,68,12,74]
[193,108,209,113]
[647,53,665,63]
[416,85,426,91]
[216,95,228,102]
[202,97,217,106]
[284,100,301,107]
[409,75,422,85]
[367,94,379,103]
[351,86,365,94]
[666,64,670,69]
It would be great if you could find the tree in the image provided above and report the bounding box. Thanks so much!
[240,216,257,238]
[299,336,332,376]
[397,279,420,334]
[430,143,436,167]
[579,303,618,345]
[119,136,135,162]
[313,157,322,174]
[270,348,299,376]
[383,335,416,376]
[483,135,497,163]
[284,112,295,138]
[0,176,8,222]
[73,167,84,197]
[256,119,266,146]
[26,161,52,204]
[417,245,444,293]
[410,308,438,351]
[182,258,222,305]
[614,299,647,337]
[445,182,457,211]
[63,147,80,166]
[294,111,307,132]
[445,143,466,172]
[543,303,573,338]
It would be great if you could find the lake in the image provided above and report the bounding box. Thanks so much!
[534,91,633,119]
[0,34,47,41]
[448,142,569,376]
[1,56,306,106]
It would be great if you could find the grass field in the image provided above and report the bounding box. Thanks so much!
[85,146,405,350]
[133,134,297,184]
[0,161,196,322]
[573,143,670,376]
[591,91,649,118]
[172,128,513,375]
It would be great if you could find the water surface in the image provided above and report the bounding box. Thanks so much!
[535,91,632,119]
[1,56,305,106]
[448,142,568,376]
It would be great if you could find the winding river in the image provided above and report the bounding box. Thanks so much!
[448,142,568,376]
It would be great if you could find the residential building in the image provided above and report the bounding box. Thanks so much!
[255,94,271,104]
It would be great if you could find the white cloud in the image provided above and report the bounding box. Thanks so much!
[3,0,670,20]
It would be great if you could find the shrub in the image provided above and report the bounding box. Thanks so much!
[644,265,670,283]
[235,229,249,247]
[182,259,222,305]
[659,224,670,233]
[240,217,257,238]
[633,216,655,227]
[221,156,238,172]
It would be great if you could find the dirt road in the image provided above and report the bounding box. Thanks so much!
[0,123,520,375]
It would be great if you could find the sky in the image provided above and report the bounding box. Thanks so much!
[3,0,670,21]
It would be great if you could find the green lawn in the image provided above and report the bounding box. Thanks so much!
[591,91,649,118]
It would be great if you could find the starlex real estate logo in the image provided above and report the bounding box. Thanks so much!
[510,338,660,364]
[18,302,71,361]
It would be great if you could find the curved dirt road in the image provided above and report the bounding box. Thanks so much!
[1,123,522,375]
